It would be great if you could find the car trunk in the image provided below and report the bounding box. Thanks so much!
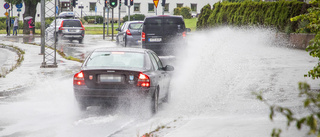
[144,16,185,44]
[82,69,141,89]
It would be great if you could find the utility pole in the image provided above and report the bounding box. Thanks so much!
[118,0,121,29]
[103,6,106,40]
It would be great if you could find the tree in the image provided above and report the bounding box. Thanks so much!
[256,0,320,136]
[5,0,40,34]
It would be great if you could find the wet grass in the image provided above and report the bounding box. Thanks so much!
[0,18,197,35]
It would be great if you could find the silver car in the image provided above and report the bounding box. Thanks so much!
[116,21,143,47]
[45,19,85,43]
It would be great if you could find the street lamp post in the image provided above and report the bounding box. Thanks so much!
[78,2,84,19]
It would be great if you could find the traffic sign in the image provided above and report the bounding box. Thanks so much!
[16,3,23,8]
[4,12,8,16]
[17,8,21,12]
[153,0,159,8]
[4,3,10,9]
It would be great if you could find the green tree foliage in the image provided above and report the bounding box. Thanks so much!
[122,14,145,22]
[174,7,192,19]
[181,7,192,19]
[253,0,320,136]
[197,1,310,33]
[174,7,181,15]
[197,4,212,30]
[291,0,320,79]
[5,0,40,34]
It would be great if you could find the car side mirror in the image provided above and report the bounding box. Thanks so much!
[116,28,120,31]
[186,28,191,32]
[164,65,174,71]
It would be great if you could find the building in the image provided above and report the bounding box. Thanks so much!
[1,0,218,22]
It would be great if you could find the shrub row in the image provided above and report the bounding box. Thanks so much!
[197,1,311,33]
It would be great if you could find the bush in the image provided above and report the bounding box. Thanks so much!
[181,7,192,19]
[84,16,104,24]
[198,1,311,33]
[123,14,145,22]
[174,7,181,15]
[197,4,212,29]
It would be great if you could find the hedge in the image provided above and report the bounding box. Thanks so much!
[197,1,310,33]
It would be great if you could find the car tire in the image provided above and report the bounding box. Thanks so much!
[124,36,127,47]
[151,88,159,114]
[116,36,120,45]
[78,39,83,44]
[78,102,87,111]
[163,89,171,103]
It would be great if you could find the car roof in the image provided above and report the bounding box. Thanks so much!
[124,21,144,23]
[93,47,152,53]
[145,15,183,19]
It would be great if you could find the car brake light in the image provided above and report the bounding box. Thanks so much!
[182,31,186,38]
[59,21,64,30]
[142,32,145,42]
[80,21,85,30]
[74,71,85,86]
[137,73,150,87]
[126,29,132,35]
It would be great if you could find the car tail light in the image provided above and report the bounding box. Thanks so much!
[80,21,85,30]
[182,31,186,38]
[59,21,64,30]
[137,73,150,87]
[126,29,132,35]
[142,32,145,42]
[74,71,85,86]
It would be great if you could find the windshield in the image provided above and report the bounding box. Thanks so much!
[85,51,145,69]
[129,23,143,30]
[63,20,82,27]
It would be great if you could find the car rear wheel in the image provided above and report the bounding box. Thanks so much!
[78,102,87,111]
[78,39,83,44]
[151,88,159,114]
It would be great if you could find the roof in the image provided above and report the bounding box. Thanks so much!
[93,47,151,53]
[145,15,183,19]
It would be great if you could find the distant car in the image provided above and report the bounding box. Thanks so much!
[73,48,174,113]
[116,21,143,47]
[45,19,85,43]
[142,15,191,55]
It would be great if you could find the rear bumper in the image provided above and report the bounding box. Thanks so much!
[142,42,184,55]
[127,35,141,46]
[73,86,155,102]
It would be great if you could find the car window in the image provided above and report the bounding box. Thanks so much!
[129,23,142,30]
[145,18,162,28]
[63,20,81,27]
[148,52,161,70]
[85,51,145,69]
[121,22,127,31]
[151,52,163,69]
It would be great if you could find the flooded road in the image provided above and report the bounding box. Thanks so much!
[0,27,319,137]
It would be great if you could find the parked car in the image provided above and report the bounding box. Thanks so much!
[116,21,143,47]
[73,47,174,113]
[142,15,191,55]
[45,19,85,43]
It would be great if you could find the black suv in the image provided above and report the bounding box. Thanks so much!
[142,15,190,55]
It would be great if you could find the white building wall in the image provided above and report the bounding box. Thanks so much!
[0,0,218,22]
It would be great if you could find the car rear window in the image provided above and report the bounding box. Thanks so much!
[85,51,145,69]
[129,23,143,30]
[63,20,82,27]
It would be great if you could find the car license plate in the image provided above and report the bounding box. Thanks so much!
[68,29,77,32]
[149,38,162,42]
[99,74,122,82]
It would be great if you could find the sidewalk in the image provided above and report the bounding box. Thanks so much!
[0,35,82,96]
